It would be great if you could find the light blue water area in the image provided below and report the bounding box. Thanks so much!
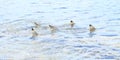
[0,0,120,60]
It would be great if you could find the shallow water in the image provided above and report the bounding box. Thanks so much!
[0,0,120,60]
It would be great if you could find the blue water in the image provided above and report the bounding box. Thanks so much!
[0,0,120,60]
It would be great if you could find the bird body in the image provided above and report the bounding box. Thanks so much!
[31,28,38,38]
[49,25,57,33]
[89,24,96,33]
[70,20,75,28]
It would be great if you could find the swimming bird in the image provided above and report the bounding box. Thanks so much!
[31,28,38,38]
[70,20,75,28]
[34,22,40,28]
[49,25,56,34]
[89,24,96,33]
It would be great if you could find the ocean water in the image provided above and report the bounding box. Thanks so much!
[0,0,120,60]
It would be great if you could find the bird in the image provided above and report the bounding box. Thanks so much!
[34,22,40,28]
[31,28,38,38]
[70,20,75,28]
[89,24,96,33]
[49,25,57,34]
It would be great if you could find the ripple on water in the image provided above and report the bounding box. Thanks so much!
[99,31,119,37]
[108,18,120,21]
[89,15,104,19]
[31,2,38,4]
[101,55,115,59]
[35,11,46,13]
[0,36,4,38]
[54,7,67,10]
[101,34,118,37]
[59,7,67,9]
[74,45,99,48]
[74,10,81,12]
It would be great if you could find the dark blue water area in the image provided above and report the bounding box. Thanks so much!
[0,36,4,38]
[75,36,83,38]
[59,7,67,9]
[64,27,87,34]
[53,7,68,10]
[108,18,120,21]
[40,39,66,44]
[74,10,82,12]
[99,31,119,37]
[88,33,96,37]
[30,36,37,40]
[101,34,118,37]
[74,45,100,48]
[35,11,46,13]
[101,55,115,59]
[112,48,120,52]
[89,15,104,19]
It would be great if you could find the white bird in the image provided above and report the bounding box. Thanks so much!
[89,24,96,33]
[31,28,38,38]
[70,20,75,28]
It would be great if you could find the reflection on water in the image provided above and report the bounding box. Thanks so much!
[89,32,96,37]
